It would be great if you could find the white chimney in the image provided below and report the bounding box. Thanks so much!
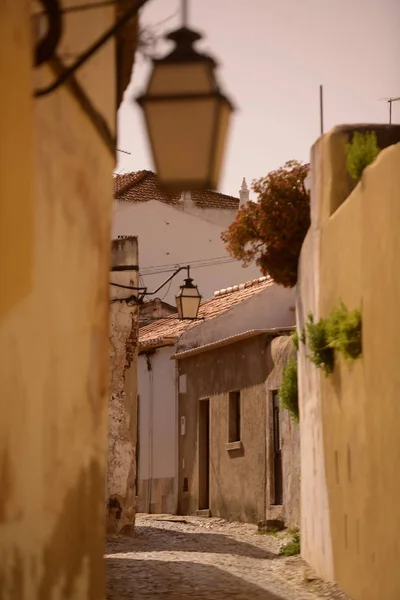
[181,190,195,210]
[239,177,249,207]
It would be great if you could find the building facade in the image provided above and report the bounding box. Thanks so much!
[137,277,297,517]
[175,331,300,526]
[113,171,261,304]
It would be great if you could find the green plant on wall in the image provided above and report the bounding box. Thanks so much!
[326,301,362,361]
[306,313,335,376]
[306,302,362,375]
[291,330,299,351]
[346,131,380,182]
[279,357,299,423]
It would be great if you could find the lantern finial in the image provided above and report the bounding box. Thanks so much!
[181,0,188,27]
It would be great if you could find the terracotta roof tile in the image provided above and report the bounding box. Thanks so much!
[114,170,239,210]
[139,276,273,348]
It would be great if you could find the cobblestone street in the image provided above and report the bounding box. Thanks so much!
[106,515,349,600]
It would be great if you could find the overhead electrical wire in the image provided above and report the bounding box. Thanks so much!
[140,255,238,277]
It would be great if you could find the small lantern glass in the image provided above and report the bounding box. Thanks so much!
[176,276,202,320]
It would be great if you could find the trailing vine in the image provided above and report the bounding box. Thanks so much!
[306,314,335,376]
[279,356,299,423]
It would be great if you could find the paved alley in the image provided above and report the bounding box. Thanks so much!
[106,515,349,600]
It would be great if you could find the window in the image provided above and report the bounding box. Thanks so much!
[228,391,241,442]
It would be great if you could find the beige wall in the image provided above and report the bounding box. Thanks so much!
[299,124,400,599]
[0,4,115,598]
[297,137,334,581]
[107,238,139,535]
[320,140,400,600]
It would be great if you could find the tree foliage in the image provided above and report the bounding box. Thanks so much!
[221,160,310,287]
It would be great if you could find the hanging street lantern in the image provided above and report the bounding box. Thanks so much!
[175,271,202,320]
[136,14,235,193]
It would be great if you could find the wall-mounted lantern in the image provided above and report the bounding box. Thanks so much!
[110,262,202,321]
[136,3,234,192]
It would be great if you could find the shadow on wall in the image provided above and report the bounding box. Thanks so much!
[106,558,287,599]
[106,525,276,559]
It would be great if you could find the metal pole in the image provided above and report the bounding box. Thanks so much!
[182,0,188,26]
[389,100,392,124]
[320,84,324,135]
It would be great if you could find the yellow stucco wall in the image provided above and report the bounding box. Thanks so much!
[0,3,115,598]
[319,141,400,599]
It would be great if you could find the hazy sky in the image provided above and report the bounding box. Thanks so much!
[117,0,400,198]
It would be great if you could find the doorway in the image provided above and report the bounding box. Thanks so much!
[198,399,210,510]
[272,391,283,505]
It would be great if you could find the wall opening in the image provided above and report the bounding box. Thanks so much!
[228,390,241,442]
[198,399,210,510]
[272,390,283,505]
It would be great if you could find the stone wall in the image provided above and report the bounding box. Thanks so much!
[178,333,299,525]
[107,237,139,535]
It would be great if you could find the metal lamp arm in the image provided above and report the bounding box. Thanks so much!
[109,265,190,296]
[146,265,190,295]
[35,0,152,97]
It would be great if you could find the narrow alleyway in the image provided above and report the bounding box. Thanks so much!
[106,515,349,600]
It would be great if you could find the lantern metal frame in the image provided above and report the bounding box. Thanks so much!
[136,24,235,191]
[135,26,235,192]
[175,269,202,321]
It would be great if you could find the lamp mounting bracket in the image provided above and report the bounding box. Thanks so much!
[34,0,151,97]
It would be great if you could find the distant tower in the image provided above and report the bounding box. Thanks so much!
[239,177,249,207]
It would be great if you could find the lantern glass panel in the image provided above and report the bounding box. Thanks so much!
[143,96,218,190]
[148,62,215,95]
[176,282,201,319]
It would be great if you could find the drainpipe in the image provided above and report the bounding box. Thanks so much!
[174,359,180,514]
[146,353,154,513]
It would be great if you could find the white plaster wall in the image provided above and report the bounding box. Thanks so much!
[112,200,261,304]
[182,204,237,229]
[152,347,177,480]
[178,283,296,351]
[138,346,177,501]
[138,354,151,480]
[296,142,334,580]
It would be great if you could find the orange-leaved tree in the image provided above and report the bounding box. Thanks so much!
[221,160,310,288]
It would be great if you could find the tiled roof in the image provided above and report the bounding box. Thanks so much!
[139,276,273,349]
[114,170,240,210]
